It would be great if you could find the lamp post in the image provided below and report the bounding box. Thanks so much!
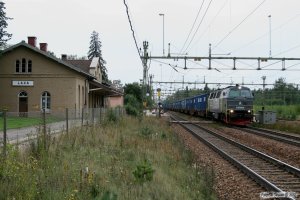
[159,13,165,56]
[268,15,272,57]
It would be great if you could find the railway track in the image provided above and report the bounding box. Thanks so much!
[170,113,300,199]
[233,126,300,147]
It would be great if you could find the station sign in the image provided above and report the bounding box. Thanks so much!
[12,80,34,87]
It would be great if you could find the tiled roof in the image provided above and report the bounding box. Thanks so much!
[0,41,95,79]
[0,41,123,96]
[65,60,92,73]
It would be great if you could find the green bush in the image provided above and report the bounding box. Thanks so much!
[132,160,155,184]
[140,126,153,137]
[124,94,142,116]
[125,104,139,116]
[106,109,118,122]
[101,191,117,200]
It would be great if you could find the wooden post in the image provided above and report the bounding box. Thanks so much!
[92,108,95,125]
[43,108,46,148]
[99,108,102,123]
[3,110,7,158]
[66,108,69,134]
[81,108,84,127]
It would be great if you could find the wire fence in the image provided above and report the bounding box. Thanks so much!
[0,107,125,156]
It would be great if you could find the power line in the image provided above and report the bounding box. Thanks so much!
[274,44,300,57]
[152,59,185,73]
[213,0,267,50]
[190,0,229,52]
[179,0,205,54]
[183,0,214,54]
[123,0,142,61]
[230,13,300,55]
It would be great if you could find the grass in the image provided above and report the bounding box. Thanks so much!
[0,115,216,199]
[0,116,60,131]
[252,121,300,135]
[254,104,300,120]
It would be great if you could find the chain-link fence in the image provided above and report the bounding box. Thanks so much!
[0,107,125,155]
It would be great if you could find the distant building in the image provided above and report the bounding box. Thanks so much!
[0,36,123,115]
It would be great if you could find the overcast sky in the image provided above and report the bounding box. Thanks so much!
[4,0,300,94]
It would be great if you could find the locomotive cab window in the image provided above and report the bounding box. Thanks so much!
[212,93,216,98]
[229,89,252,98]
[241,89,252,98]
[216,91,221,98]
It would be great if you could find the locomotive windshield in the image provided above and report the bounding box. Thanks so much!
[229,89,252,98]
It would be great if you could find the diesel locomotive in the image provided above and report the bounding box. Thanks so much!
[164,85,254,125]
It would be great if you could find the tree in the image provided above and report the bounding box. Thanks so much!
[124,83,143,116]
[87,31,108,82]
[0,1,12,48]
[124,82,143,103]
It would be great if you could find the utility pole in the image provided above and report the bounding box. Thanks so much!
[159,13,165,56]
[142,41,149,107]
[262,76,266,91]
[268,15,272,57]
[209,43,212,70]
[262,76,266,110]
[149,74,154,102]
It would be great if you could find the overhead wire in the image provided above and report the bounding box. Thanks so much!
[213,0,267,50]
[183,0,214,54]
[230,13,300,55]
[273,44,300,57]
[189,0,229,52]
[152,59,185,73]
[123,0,142,61]
[286,62,300,70]
[179,0,205,54]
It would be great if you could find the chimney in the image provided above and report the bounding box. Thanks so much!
[61,54,67,60]
[28,36,37,47]
[39,43,48,52]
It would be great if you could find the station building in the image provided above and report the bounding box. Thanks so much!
[0,37,123,115]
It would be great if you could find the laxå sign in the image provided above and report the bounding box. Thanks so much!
[12,80,34,87]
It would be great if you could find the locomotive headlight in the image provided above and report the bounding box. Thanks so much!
[230,109,234,113]
[248,110,251,113]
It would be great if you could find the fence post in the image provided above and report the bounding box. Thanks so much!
[99,108,102,123]
[74,104,77,119]
[3,110,7,158]
[43,108,46,148]
[66,108,69,134]
[81,108,84,127]
[91,108,94,125]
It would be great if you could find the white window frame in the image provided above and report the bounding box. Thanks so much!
[41,91,51,112]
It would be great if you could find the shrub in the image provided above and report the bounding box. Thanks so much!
[106,108,118,122]
[132,160,155,184]
[125,104,139,116]
[140,126,153,137]
[124,94,142,116]
[101,191,117,200]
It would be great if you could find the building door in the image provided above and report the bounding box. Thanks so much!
[19,91,28,115]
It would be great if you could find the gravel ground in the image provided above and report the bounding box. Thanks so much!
[171,123,265,200]
[204,124,300,169]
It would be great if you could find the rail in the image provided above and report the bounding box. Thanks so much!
[170,113,299,199]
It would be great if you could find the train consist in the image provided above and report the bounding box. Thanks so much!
[164,85,254,125]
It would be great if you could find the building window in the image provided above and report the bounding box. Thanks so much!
[41,91,51,111]
[21,58,26,73]
[16,60,20,72]
[19,91,28,98]
[28,60,32,73]
[16,59,32,73]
